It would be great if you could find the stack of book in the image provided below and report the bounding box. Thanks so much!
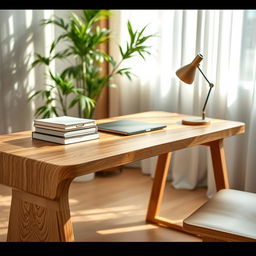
[32,116,99,145]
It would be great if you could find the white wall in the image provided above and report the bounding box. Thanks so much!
[0,10,81,134]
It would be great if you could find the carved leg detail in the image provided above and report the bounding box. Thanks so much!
[7,180,74,242]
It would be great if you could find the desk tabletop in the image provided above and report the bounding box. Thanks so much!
[0,111,245,199]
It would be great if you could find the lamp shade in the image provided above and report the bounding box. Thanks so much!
[176,54,203,84]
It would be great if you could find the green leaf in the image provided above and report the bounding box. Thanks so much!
[51,106,59,117]
[32,54,50,67]
[138,51,146,60]
[35,106,47,117]
[28,90,43,101]
[83,9,111,25]
[138,35,153,45]
[50,34,68,54]
[106,55,116,66]
[137,24,148,39]
[124,71,132,80]
[42,110,51,119]
[119,46,124,58]
[49,70,59,84]
[83,10,100,23]
[69,96,80,109]
[61,65,83,79]
[117,67,131,75]
[41,16,68,30]
[127,20,134,43]
[43,90,51,99]
[51,49,72,60]
[98,10,112,18]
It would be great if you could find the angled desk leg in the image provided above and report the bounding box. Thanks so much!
[146,152,184,231]
[146,139,230,232]
[7,179,74,242]
[208,139,230,190]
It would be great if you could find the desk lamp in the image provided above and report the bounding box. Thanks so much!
[176,53,214,125]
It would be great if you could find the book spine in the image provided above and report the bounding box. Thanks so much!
[34,121,96,129]
[34,123,97,132]
[32,132,99,145]
[34,127,98,138]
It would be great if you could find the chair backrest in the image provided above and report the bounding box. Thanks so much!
[183,189,256,242]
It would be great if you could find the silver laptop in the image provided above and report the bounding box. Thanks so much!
[98,119,167,135]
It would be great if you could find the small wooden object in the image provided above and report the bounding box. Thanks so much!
[182,117,211,125]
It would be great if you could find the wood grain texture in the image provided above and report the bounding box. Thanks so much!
[0,111,245,241]
[0,168,207,242]
[209,139,229,190]
[146,152,172,221]
[0,111,245,200]
[7,179,74,241]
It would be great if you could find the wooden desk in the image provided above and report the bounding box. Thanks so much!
[0,111,245,241]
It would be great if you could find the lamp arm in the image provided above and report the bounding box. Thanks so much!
[197,65,214,120]
[197,65,212,85]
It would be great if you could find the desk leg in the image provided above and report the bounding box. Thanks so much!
[208,139,230,190]
[146,152,184,231]
[146,140,229,232]
[7,179,74,242]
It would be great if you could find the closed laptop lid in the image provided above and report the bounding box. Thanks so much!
[97,119,167,135]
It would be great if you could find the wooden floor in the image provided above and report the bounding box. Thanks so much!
[0,167,208,242]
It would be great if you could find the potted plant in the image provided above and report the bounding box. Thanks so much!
[29,10,154,119]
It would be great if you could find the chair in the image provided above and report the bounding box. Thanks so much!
[183,189,256,241]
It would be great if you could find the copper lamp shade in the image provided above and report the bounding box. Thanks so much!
[175,53,214,125]
[176,54,203,84]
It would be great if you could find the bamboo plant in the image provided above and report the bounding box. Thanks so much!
[29,10,154,119]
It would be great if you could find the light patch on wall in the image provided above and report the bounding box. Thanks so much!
[8,15,14,35]
[14,82,18,91]
[7,14,15,52]
[26,33,33,43]
[43,10,54,54]
[25,42,35,92]
[43,10,55,85]
[11,63,16,75]
[25,10,33,28]
[9,37,14,52]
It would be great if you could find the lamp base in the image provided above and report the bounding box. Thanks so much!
[182,117,211,125]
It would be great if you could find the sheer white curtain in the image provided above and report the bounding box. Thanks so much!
[109,10,256,196]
